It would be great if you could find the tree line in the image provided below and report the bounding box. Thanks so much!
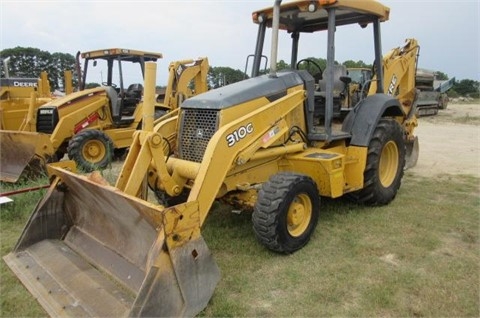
[1,47,478,98]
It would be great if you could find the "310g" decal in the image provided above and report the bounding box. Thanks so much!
[226,123,254,147]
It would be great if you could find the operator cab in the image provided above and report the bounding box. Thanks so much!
[250,0,389,142]
[78,48,162,126]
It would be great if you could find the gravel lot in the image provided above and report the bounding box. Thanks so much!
[410,103,479,177]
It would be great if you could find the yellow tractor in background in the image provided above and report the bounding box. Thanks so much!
[344,67,373,106]
[0,57,73,131]
[4,0,420,316]
[0,49,209,182]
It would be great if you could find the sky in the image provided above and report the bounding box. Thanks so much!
[1,0,479,86]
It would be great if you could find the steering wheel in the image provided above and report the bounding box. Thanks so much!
[102,82,117,88]
[296,59,323,81]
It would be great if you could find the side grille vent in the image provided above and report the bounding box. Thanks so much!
[178,109,219,163]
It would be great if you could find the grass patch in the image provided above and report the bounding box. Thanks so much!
[1,177,50,317]
[201,174,479,317]
[1,174,479,317]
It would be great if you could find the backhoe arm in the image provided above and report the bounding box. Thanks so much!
[163,58,209,109]
[369,38,419,114]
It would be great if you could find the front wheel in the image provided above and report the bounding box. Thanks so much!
[347,118,406,205]
[67,130,114,172]
[252,172,320,254]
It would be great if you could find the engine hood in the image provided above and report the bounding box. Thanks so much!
[38,87,107,108]
[182,71,305,110]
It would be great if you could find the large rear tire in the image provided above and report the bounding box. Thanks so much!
[252,172,320,254]
[348,118,405,205]
[67,130,114,172]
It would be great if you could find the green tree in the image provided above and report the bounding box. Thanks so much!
[85,82,101,89]
[452,79,479,97]
[51,52,76,90]
[276,59,290,71]
[435,71,449,80]
[342,60,371,68]
[208,66,246,88]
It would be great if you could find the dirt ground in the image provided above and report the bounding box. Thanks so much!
[409,103,479,177]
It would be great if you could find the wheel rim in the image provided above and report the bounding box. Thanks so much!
[379,140,399,187]
[287,193,312,237]
[82,140,106,164]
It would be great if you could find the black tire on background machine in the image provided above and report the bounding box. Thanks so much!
[252,172,320,254]
[347,118,406,205]
[67,129,114,172]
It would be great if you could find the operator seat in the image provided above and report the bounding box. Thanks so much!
[104,86,120,121]
[315,65,351,118]
[121,83,143,118]
[126,83,143,100]
[317,65,349,98]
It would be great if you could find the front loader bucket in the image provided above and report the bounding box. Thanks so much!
[3,168,220,317]
[0,130,54,182]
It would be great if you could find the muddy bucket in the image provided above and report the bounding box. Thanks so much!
[0,130,54,182]
[3,168,220,317]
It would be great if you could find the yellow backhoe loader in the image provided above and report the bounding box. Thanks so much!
[0,49,208,182]
[0,57,73,131]
[4,0,420,316]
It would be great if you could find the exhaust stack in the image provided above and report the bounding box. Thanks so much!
[269,0,282,78]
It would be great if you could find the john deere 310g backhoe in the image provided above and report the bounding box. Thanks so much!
[4,0,420,316]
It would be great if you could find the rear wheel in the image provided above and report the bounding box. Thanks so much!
[252,172,320,253]
[67,130,114,172]
[348,118,405,205]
